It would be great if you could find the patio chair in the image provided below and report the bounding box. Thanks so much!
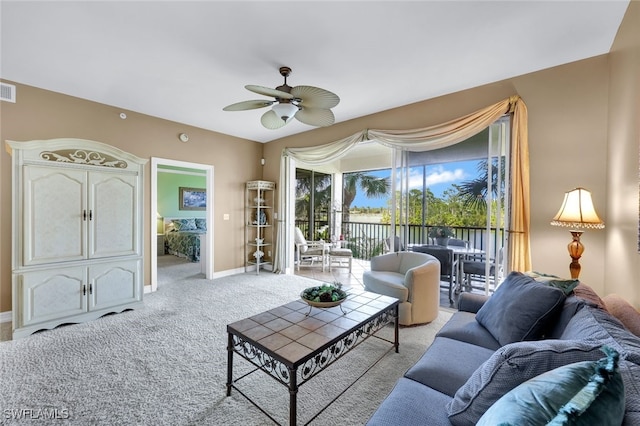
[411,245,457,305]
[294,227,328,271]
[448,238,467,247]
[462,247,504,292]
[384,236,404,253]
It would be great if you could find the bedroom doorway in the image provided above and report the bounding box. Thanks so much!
[150,157,214,292]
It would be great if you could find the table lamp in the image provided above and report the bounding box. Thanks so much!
[550,187,604,279]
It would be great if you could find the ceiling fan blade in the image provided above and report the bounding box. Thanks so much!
[295,107,335,127]
[223,100,274,111]
[290,85,340,109]
[261,110,288,130]
[245,85,294,100]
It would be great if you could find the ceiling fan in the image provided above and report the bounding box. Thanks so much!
[223,66,340,130]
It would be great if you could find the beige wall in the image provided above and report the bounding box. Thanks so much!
[606,1,640,303]
[0,83,263,312]
[1,2,638,314]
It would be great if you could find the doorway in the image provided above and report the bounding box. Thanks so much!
[150,157,214,292]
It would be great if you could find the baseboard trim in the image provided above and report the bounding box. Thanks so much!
[212,267,246,278]
[144,266,251,293]
[0,310,12,324]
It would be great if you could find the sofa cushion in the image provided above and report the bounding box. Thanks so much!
[547,295,587,339]
[560,305,640,366]
[524,270,580,295]
[475,271,566,346]
[362,271,408,302]
[436,311,501,350]
[366,377,453,426]
[619,359,640,423]
[603,293,640,338]
[446,339,606,426]
[405,337,494,397]
[476,347,625,426]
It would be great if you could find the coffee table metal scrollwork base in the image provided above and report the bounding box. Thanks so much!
[226,289,399,426]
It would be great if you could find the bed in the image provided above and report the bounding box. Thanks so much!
[164,218,207,262]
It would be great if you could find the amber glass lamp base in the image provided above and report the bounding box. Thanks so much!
[567,230,585,279]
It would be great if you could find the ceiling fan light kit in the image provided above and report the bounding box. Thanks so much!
[223,66,339,130]
[271,102,299,122]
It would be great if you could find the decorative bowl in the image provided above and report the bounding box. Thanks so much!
[300,284,348,308]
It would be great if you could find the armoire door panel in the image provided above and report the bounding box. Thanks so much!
[89,172,137,258]
[89,260,140,311]
[20,267,87,326]
[23,166,87,265]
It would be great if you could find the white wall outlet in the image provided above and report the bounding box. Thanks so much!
[223,214,229,220]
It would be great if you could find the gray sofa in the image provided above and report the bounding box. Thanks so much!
[367,271,640,425]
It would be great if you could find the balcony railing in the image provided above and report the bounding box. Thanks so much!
[296,220,505,261]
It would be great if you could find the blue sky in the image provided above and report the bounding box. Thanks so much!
[351,160,480,208]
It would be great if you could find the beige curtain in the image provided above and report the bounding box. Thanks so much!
[275,96,531,273]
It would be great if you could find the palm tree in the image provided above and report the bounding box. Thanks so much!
[342,172,390,234]
[295,170,332,238]
[457,158,505,210]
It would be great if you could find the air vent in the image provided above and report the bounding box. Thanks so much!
[1,82,16,103]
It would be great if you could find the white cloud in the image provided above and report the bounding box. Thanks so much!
[404,166,467,190]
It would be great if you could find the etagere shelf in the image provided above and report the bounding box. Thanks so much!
[245,180,275,274]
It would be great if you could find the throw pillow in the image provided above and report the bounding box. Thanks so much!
[603,294,640,338]
[524,270,580,295]
[475,272,566,346]
[573,282,608,310]
[172,218,196,231]
[446,339,605,426]
[476,346,625,426]
[195,218,207,230]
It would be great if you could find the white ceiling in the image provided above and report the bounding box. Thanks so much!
[0,1,630,143]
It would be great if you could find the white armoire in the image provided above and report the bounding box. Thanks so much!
[6,138,148,339]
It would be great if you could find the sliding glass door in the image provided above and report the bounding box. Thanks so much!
[294,169,332,241]
[390,116,511,294]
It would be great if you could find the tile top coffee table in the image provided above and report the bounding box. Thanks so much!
[226,287,399,425]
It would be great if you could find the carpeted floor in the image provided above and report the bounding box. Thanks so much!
[0,258,451,425]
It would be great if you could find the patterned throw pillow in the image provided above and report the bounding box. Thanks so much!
[172,218,196,231]
[476,347,624,426]
[446,339,605,426]
[195,218,207,230]
[524,271,580,295]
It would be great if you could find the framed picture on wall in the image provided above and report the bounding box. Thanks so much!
[179,187,206,211]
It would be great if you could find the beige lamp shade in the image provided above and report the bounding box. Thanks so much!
[550,187,605,229]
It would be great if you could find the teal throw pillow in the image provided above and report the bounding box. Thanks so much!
[446,339,605,426]
[477,346,625,426]
[525,271,580,295]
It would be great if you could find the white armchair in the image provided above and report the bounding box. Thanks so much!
[363,251,440,325]
[294,227,328,271]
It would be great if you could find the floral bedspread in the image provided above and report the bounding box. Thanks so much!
[165,230,205,262]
